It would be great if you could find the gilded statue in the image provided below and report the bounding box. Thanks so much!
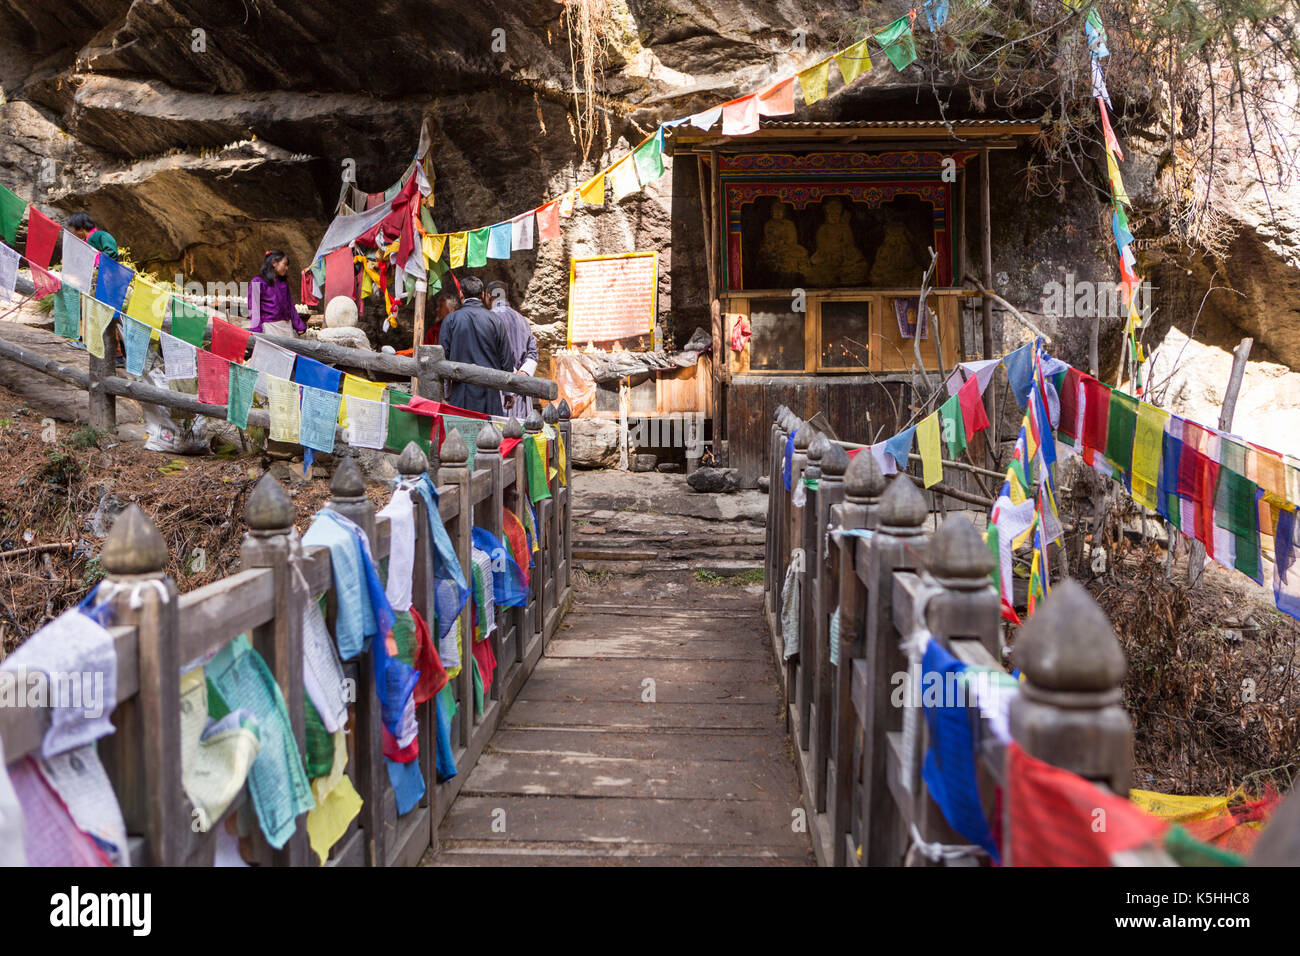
[758,202,811,280]
[870,219,924,287]
[809,199,869,286]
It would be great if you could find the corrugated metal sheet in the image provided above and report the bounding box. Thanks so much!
[758,119,1035,129]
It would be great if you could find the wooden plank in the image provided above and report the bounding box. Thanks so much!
[517,675,777,704]
[545,634,768,661]
[429,845,809,865]
[503,699,780,731]
[485,727,795,763]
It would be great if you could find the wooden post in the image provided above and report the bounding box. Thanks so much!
[830,448,885,865]
[415,343,444,401]
[99,505,182,866]
[87,318,117,430]
[1188,337,1252,587]
[797,433,827,751]
[237,473,310,866]
[411,286,427,393]
[557,399,573,593]
[439,427,473,745]
[861,474,929,867]
[812,440,848,812]
[980,148,994,361]
[1007,579,1132,866]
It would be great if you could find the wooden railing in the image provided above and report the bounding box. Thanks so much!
[764,405,1298,867]
[0,404,573,866]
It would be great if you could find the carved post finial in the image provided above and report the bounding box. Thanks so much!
[794,421,814,452]
[542,403,560,425]
[102,504,168,575]
[441,426,469,465]
[477,422,503,451]
[330,456,365,499]
[877,473,927,531]
[524,410,543,434]
[502,418,523,439]
[397,441,429,476]
[844,447,885,501]
[557,399,572,421]
[928,514,995,587]
[245,472,295,533]
[821,441,849,478]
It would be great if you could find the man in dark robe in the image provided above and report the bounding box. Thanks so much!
[438,275,514,415]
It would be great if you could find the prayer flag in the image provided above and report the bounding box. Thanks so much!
[1081,376,1111,456]
[211,316,250,363]
[1106,147,1130,206]
[24,206,59,268]
[722,95,759,136]
[579,170,606,205]
[0,244,17,301]
[125,278,168,335]
[917,412,942,488]
[227,363,258,429]
[1091,55,1112,110]
[487,221,512,260]
[82,298,114,360]
[248,337,295,397]
[340,372,386,424]
[798,59,831,104]
[1131,401,1168,510]
[1100,99,1124,160]
[688,105,722,130]
[268,376,302,443]
[60,231,98,293]
[939,393,967,459]
[0,183,25,246]
[300,385,342,454]
[26,261,57,300]
[467,226,490,267]
[511,213,535,251]
[51,285,80,338]
[607,157,641,202]
[1215,468,1261,583]
[122,315,151,376]
[885,426,916,472]
[385,387,431,455]
[957,374,990,442]
[923,0,949,30]
[170,296,209,347]
[757,77,796,116]
[633,130,666,183]
[559,188,577,218]
[448,231,468,267]
[1274,509,1300,620]
[423,232,446,266]
[293,353,342,395]
[874,16,917,70]
[536,202,561,242]
[323,247,354,306]
[835,38,873,84]
[344,395,388,449]
[196,349,230,405]
[1104,389,1138,486]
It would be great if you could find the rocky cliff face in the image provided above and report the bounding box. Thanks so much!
[1,0,1297,410]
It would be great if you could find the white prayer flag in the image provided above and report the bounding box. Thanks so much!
[268,375,302,443]
[511,212,535,251]
[248,337,297,397]
[689,105,723,130]
[343,394,387,449]
[608,157,641,202]
[0,244,19,302]
[161,331,197,380]
[60,231,98,293]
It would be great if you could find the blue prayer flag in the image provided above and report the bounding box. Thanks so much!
[95,256,133,316]
[487,221,512,260]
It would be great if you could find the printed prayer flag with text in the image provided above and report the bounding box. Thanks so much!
[196,349,230,405]
[917,412,942,488]
[834,38,872,84]
[125,279,168,335]
[798,59,831,104]
[227,363,258,429]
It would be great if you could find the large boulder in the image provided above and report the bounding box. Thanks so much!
[568,418,620,469]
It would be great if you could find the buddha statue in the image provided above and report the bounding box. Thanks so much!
[758,201,811,281]
[809,198,869,286]
[869,219,924,287]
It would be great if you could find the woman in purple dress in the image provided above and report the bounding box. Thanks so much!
[248,250,306,336]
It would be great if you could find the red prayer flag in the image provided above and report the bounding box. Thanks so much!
[502,508,530,589]
[536,201,561,242]
[1081,376,1110,454]
[323,247,355,305]
[410,607,447,704]
[757,77,796,116]
[471,632,497,694]
[1007,742,1166,866]
[1098,98,1124,160]
[196,349,230,405]
[210,316,250,363]
[24,207,60,269]
[957,374,990,442]
[300,269,320,307]
[29,263,62,300]
[1058,367,1083,440]
[381,725,419,762]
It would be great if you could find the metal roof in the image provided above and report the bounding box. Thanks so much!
[757,119,1034,128]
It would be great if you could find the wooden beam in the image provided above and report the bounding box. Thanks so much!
[980,148,994,361]
[411,285,427,393]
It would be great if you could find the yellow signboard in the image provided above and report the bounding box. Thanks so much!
[566,252,658,348]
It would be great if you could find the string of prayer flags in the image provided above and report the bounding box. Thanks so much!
[916,412,942,488]
[211,316,250,363]
[24,206,60,269]
[268,376,302,442]
[196,349,230,405]
[874,15,917,71]
[51,285,80,338]
[535,201,561,241]
[487,221,512,259]
[0,183,25,245]
[578,171,606,206]
[722,95,760,136]
[300,385,342,454]
[757,77,796,116]
[170,296,209,347]
[82,298,114,360]
[206,633,315,850]
[798,59,831,104]
[632,129,666,183]
[0,243,19,301]
[834,38,873,84]
[226,362,258,429]
[607,156,641,202]
[510,212,535,251]
[448,231,468,267]
[60,230,98,293]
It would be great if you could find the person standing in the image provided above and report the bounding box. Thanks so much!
[423,289,461,346]
[486,279,538,420]
[439,276,513,416]
[248,250,305,336]
[66,212,119,261]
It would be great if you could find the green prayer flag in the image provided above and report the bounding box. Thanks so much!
[472,656,485,718]
[438,682,457,720]
[633,131,666,184]
[392,611,419,666]
[52,286,81,339]
[1215,468,1261,582]
[385,387,431,455]
[227,363,258,428]
[939,394,967,459]
[466,227,490,268]
[303,697,333,779]
[0,183,26,247]
[170,296,209,347]
[874,15,917,71]
[524,435,551,504]
[420,204,438,236]
[1105,390,1137,480]
[444,414,485,472]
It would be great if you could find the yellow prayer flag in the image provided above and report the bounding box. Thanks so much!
[340,373,388,425]
[798,59,831,104]
[1130,789,1231,823]
[423,232,446,266]
[449,232,468,268]
[306,729,361,866]
[917,412,942,488]
[557,431,567,486]
[1131,402,1169,510]
[125,278,169,340]
[1107,151,1131,207]
[834,38,872,85]
[82,298,114,360]
[579,171,605,205]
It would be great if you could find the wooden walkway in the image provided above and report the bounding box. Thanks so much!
[428,480,815,866]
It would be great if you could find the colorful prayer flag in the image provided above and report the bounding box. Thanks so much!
[798,59,832,104]
[511,213,535,251]
[757,77,796,116]
[227,363,258,429]
[169,296,209,347]
[874,16,917,71]
[0,183,25,246]
[535,202,561,242]
[579,171,606,205]
[487,221,512,260]
[939,393,967,459]
[632,129,666,183]
[957,374,990,442]
[24,206,60,269]
[0,244,19,302]
[196,349,230,405]
[722,95,759,136]
[122,315,151,376]
[467,226,490,267]
[60,231,98,293]
[448,232,468,268]
[267,376,302,443]
[51,285,80,338]
[834,38,873,84]
[917,411,942,488]
[688,105,722,130]
[82,298,114,360]
[211,316,250,363]
[607,157,641,202]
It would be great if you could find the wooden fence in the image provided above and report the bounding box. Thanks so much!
[764,405,1299,867]
[0,403,573,866]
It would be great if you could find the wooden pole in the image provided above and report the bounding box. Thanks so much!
[979,148,994,361]
[411,285,427,393]
[87,319,117,430]
[1187,337,1252,587]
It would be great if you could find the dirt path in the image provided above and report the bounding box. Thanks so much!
[425,471,815,866]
